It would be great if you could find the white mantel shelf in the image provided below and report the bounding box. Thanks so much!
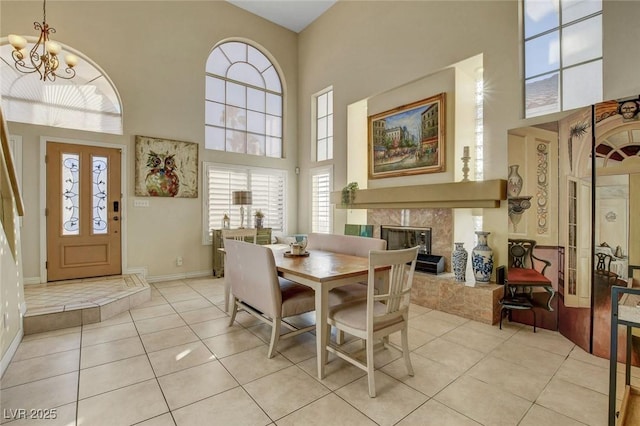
[330,179,507,209]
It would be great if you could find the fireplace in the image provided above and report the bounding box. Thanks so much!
[380,225,444,274]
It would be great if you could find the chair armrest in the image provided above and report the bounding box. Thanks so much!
[531,252,551,275]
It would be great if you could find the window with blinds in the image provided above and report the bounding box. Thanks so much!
[311,166,332,234]
[203,162,286,243]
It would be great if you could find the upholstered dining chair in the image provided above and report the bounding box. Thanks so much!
[224,239,316,358]
[222,228,258,312]
[324,246,419,397]
[307,233,387,344]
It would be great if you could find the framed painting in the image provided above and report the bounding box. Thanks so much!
[368,93,446,179]
[134,135,198,198]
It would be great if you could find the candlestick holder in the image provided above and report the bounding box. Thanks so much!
[461,155,471,182]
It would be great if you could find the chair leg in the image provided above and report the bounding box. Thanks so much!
[228,298,238,326]
[499,307,505,330]
[268,318,281,358]
[336,329,345,345]
[531,309,537,333]
[224,279,230,313]
[366,339,376,398]
[400,327,414,376]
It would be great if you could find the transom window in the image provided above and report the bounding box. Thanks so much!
[314,88,333,161]
[205,41,283,157]
[523,0,602,118]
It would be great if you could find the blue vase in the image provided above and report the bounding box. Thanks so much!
[472,231,493,283]
[452,242,468,281]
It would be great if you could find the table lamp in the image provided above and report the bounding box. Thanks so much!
[232,190,252,228]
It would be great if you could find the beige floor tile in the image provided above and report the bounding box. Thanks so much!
[152,280,186,289]
[172,387,270,426]
[79,354,155,399]
[441,326,506,354]
[161,290,203,303]
[413,338,484,374]
[157,360,238,410]
[388,327,438,351]
[3,402,77,426]
[170,297,213,313]
[465,355,551,401]
[202,328,266,358]
[335,371,428,426]
[396,399,481,426]
[277,393,377,426]
[140,325,199,353]
[219,346,292,385]
[80,336,145,369]
[77,379,168,426]
[13,333,81,361]
[491,339,566,376]
[232,310,263,328]
[381,352,458,397]
[425,310,470,326]
[1,350,79,389]
[189,317,242,339]
[268,331,317,364]
[21,326,81,342]
[569,345,610,369]
[556,357,609,395]
[135,413,176,426]
[462,319,522,339]
[408,303,431,318]
[135,313,186,335]
[434,375,531,425]
[244,365,330,420]
[179,306,228,325]
[519,404,586,426]
[536,377,608,426]
[132,296,170,310]
[130,304,176,321]
[297,355,366,390]
[0,372,78,414]
[509,328,575,357]
[81,311,132,331]
[409,314,460,337]
[147,341,216,377]
[81,322,138,347]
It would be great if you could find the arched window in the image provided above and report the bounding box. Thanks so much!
[0,39,123,135]
[205,41,283,158]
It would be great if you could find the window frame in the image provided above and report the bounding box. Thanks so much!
[312,86,334,162]
[310,165,333,234]
[201,162,287,244]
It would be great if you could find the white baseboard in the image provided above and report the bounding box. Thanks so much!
[125,267,148,278]
[145,270,212,283]
[24,277,42,285]
[1,328,23,378]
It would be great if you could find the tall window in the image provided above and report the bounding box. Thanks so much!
[314,88,333,161]
[474,69,484,232]
[203,163,286,243]
[311,166,332,233]
[523,0,602,118]
[205,41,283,157]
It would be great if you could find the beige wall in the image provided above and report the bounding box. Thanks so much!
[1,1,299,280]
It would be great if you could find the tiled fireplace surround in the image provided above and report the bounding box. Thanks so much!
[368,208,503,325]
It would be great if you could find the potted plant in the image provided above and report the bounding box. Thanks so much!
[254,210,265,229]
[341,182,359,208]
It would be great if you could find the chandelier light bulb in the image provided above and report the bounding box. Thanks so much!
[8,34,27,50]
[65,54,78,68]
[45,40,61,55]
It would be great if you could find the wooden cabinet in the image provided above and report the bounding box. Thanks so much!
[212,228,272,277]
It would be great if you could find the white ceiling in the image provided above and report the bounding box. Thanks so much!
[226,0,337,33]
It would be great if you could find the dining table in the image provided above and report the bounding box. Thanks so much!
[266,245,370,379]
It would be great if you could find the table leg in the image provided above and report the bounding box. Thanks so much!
[316,286,328,379]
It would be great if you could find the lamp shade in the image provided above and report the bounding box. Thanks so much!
[232,190,252,205]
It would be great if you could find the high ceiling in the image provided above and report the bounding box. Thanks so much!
[226,0,337,33]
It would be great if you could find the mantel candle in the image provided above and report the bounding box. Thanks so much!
[463,146,470,157]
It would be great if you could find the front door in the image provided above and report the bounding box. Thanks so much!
[46,142,122,281]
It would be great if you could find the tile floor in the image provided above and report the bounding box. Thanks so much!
[0,277,627,425]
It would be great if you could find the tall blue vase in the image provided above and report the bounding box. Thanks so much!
[472,231,494,283]
[452,242,468,281]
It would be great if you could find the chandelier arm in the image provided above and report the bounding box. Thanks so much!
[54,67,77,80]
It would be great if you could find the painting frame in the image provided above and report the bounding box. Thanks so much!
[134,135,198,198]
[368,93,446,179]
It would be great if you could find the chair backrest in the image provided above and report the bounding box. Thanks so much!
[223,239,280,318]
[595,252,613,272]
[307,232,386,257]
[508,239,537,269]
[222,228,257,244]
[368,246,419,328]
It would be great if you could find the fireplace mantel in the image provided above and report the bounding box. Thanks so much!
[331,179,507,209]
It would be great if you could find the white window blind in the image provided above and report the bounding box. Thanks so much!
[203,163,286,243]
[311,166,332,234]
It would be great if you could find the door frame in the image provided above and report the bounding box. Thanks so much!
[39,136,128,283]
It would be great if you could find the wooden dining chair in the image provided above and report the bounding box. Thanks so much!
[224,239,316,358]
[222,228,258,312]
[324,246,419,397]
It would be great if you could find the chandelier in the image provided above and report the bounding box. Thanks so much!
[7,0,78,81]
